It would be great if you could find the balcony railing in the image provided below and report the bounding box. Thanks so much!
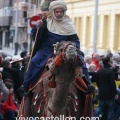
[0,0,13,8]
[0,16,12,26]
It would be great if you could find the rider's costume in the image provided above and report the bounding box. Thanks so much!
[23,0,89,90]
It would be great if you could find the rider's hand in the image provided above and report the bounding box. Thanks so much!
[36,20,43,28]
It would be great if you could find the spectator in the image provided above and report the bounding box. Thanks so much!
[0,73,9,102]
[10,55,23,70]
[91,53,101,71]
[20,51,29,69]
[111,54,120,80]
[1,82,18,120]
[88,64,96,72]
[14,42,19,55]
[1,60,23,101]
[113,53,120,66]
[88,64,99,108]
[22,42,28,52]
[20,51,28,59]
[0,72,9,120]
[94,57,118,120]
[84,55,92,68]
[1,60,14,84]
[106,49,113,58]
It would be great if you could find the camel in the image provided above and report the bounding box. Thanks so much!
[19,41,93,119]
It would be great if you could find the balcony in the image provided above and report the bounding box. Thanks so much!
[0,16,12,26]
[0,18,3,26]
[0,0,13,8]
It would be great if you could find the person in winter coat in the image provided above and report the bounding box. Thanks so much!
[94,57,118,120]
[0,72,9,120]
[1,82,18,120]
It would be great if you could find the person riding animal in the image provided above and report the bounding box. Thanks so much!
[20,0,94,94]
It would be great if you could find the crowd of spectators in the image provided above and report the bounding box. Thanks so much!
[85,51,120,120]
[0,51,29,120]
[0,50,120,120]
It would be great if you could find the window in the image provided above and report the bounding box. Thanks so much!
[3,7,13,16]
[85,16,91,47]
[114,15,120,50]
[102,15,110,49]
[23,11,27,18]
[74,17,83,44]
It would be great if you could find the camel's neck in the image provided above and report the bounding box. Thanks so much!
[48,64,74,115]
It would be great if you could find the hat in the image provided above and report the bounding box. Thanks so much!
[5,56,12,61]
[49,0,67,12]
[113,53,120,59]
[5,82,13,89]
[10,55,23,64]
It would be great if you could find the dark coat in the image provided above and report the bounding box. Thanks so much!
[0,80,9,102]
[31,20,80,58]
[2,68,23,100]
[94,66,117,100]
[23,20,81,89]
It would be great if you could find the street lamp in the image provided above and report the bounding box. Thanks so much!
[93,0,99,53]
[14,4,19,44]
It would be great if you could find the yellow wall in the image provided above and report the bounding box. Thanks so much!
[65,0,120,54]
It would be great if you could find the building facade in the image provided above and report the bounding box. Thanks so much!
[65,0,120,54]
[0,0,13,51]
[0,0,28,56]
[0,0,42,56]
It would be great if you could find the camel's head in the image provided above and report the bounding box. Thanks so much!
[54,41,78,62]
[64,44,77,61]
[53,41,84,69]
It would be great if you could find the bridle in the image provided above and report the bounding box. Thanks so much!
[56,43,77,61]
[47,43,77,116]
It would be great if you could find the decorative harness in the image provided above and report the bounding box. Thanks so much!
[19,42,93,118]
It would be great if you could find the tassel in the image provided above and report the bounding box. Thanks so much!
[48,76,56,88]
[76,77,88,89]
[54,53,63,67]
[75,77,88,92]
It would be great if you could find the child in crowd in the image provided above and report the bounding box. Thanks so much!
[88,64,99,110]
[1,82,18,120]
[88,64,96,72]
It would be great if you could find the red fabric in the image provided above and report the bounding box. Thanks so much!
[91,53,100,71]
[74,77,93,117]
[0,56,2,63]
[91,60,100,71]
[74,77,88,92]
[1,93,17,115]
